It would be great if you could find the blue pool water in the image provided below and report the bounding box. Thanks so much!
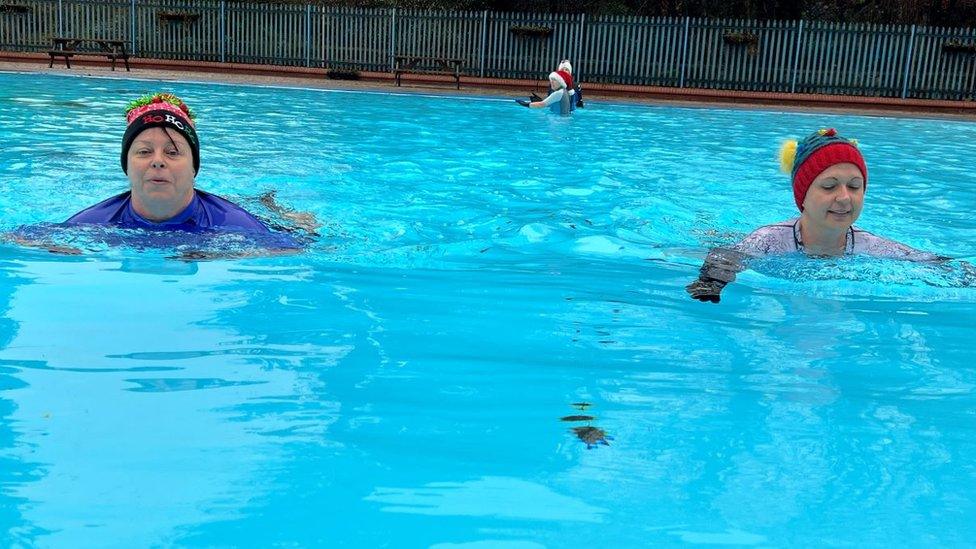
[1,72,975,546]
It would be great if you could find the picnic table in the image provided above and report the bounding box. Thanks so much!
[393,55,464,89]
[48,37,130,71]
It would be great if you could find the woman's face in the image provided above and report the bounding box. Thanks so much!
[126,127,195,221]
[801,162,865,233]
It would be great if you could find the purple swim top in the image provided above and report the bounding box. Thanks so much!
[66,189,272,233]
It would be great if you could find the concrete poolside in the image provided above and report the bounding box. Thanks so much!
[2,54,975,120]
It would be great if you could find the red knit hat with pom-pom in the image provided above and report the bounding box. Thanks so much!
[780,128,866,211]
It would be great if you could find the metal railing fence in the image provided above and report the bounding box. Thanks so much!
[1,0,974,100]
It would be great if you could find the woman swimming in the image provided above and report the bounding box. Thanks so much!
[687,128,947,303]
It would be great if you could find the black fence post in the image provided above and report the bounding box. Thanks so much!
[576,13,585,83]
[479,10,486,78]
[130,0,136,56]
[219,0,225,63]
[388,8,396,71]
[900,25,916,99]
[790,19,804,94]
[679,17,689,88]
[304,4,310,68]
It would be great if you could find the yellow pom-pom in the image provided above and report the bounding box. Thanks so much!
[779,140,798,174]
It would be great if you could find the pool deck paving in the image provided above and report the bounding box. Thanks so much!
[2,54,975,121]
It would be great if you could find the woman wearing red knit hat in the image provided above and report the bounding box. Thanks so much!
[687,128,946,303]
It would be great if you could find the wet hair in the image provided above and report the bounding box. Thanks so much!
[129,126,184,162]
[159,126,182,156]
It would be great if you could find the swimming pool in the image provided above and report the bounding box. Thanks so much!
[1,71,974,546]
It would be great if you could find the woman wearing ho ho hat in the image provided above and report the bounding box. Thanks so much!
[65,92,279,232]
[686,128,948,303]
[5,93,319,256]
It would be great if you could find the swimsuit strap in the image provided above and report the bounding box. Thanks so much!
[792,219,854,254]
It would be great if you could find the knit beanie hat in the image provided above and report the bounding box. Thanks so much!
[779,128,866,211]
[121,93,199,175]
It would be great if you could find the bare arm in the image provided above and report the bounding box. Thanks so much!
[530,89,564,108]
[258,190,321,236]
[1,232,83,255]
[170,246,303,262]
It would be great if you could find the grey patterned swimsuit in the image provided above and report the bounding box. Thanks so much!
[694,218,944,287]
[733,218,941,261]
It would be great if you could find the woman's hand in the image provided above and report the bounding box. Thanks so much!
[686,277,727,303]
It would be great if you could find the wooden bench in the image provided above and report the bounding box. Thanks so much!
[394,55,464,89]
[48,37,130,71]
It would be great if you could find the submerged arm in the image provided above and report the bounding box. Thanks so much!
[170,246,303,262]
[685,247,750,304]
[258,190,321,236]
[686,223,796,303]
[1,231,83,256]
